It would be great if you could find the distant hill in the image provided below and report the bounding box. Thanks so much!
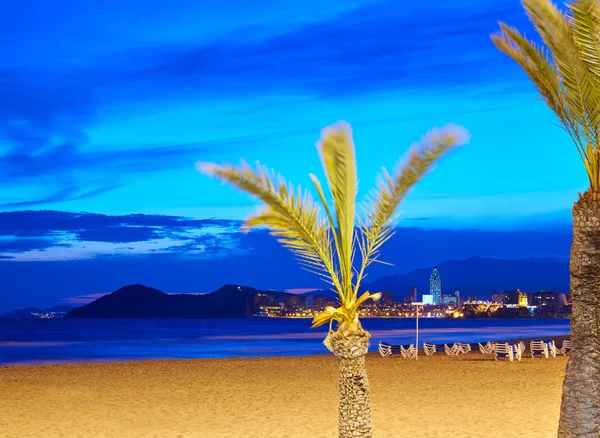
[64,284,263,318]
[2,305,75,319]
[64,284,317,318]
[365,256,569,300]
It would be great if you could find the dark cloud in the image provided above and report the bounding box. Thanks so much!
[0,210,241,247]
[0,0,537,208]
[0,237,69,253]
[0,222,572,312]
[125,1,532,97]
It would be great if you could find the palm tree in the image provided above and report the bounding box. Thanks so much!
[198,121,468,438]
[491,0,600,436]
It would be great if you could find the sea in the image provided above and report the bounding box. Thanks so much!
[0,318,570,366]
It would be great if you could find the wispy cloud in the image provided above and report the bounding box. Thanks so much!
[62,293,108,305]
[0,0,535,208]
[0,210,242,259]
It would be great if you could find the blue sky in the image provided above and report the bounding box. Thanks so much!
[0,0,583,310]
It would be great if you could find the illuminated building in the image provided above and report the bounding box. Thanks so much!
[429,267,442,305]
[443,295,457,306]
[305,296,315,309]
[411,286,417,302]
[381,292,393,306]
[315,296,325,309]
[422,294,434,305]
[495,289,528,307]
[527,291,564,314]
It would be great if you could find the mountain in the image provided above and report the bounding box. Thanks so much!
[2,305,75,319]
[64,284,307,318]
[65,284,255,318]
[365,256,569,300]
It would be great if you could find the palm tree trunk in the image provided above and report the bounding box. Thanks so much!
[558,191,600,437]
[330,327,372,438]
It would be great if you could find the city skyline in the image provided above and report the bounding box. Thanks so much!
[0,0,581,310]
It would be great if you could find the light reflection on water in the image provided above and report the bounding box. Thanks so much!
[0,318,570,366]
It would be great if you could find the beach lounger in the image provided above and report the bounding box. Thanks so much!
[444,343,461,356]
[378,342,392,358]
[559,340,571,355]
[378,342,402,357]
[423,342,437,356]
[494,343,515,361]
[478,342,494,354]
[401,344,417,359]
[546,340,558,358]
[530,340,549,359]
[511,342,524,361]
[458,342,471,354]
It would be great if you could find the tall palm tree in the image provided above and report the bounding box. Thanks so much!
[198,121,468,438]
[491,0,600,436]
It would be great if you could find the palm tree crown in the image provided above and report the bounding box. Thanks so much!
[199,122,469,346]
[491,0,600,190]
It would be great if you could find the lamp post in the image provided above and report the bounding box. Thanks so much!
[411,302,423,361]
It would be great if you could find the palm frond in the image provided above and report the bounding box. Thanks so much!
[491,23,589,167]
[569,0,600,85]
[522,0,598,135]
[316,122,357,303]
[198,161,342,292]
[353,125,470,296]
[491,24,564,118]
[492,0,600,190]
[198,122,468,334]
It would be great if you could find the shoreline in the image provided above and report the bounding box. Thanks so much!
[1,334,571,368]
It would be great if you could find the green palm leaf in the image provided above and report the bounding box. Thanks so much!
[353,125,470,295]
[492,0,600,189]
[198,121,468,335]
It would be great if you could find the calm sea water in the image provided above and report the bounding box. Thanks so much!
[0,318,570,366]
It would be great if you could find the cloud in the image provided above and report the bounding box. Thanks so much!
[0,0,537,208]
[62,293,108,305]
[0,237,69,253]
[0,210,242,257]
[0,220,573,312]
[124,0,532,98]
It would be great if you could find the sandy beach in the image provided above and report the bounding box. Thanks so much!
[0,351,567,438]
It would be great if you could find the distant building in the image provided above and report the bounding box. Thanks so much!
[381,292,393,307]
[404,296,414,305]
[305,296,315,309]
[455,289,461,306]
[411,286,418,302]
[429,267,442,305]
[468,295,477,302]
[315,296,325,310]
[528,291,563,314]
[324,297,337,308]
[443,295,457,306]
[285,294,300,308]
[496,289,528,307]
[422,294,434,305]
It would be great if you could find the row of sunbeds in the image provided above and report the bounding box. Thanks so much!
[378,339,571,361]
[485,340,571,362]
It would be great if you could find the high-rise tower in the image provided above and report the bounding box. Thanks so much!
[430,267,442,305]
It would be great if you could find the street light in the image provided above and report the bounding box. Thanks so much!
[411,302,423,361]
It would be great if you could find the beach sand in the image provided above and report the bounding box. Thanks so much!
[0,353,567,438]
